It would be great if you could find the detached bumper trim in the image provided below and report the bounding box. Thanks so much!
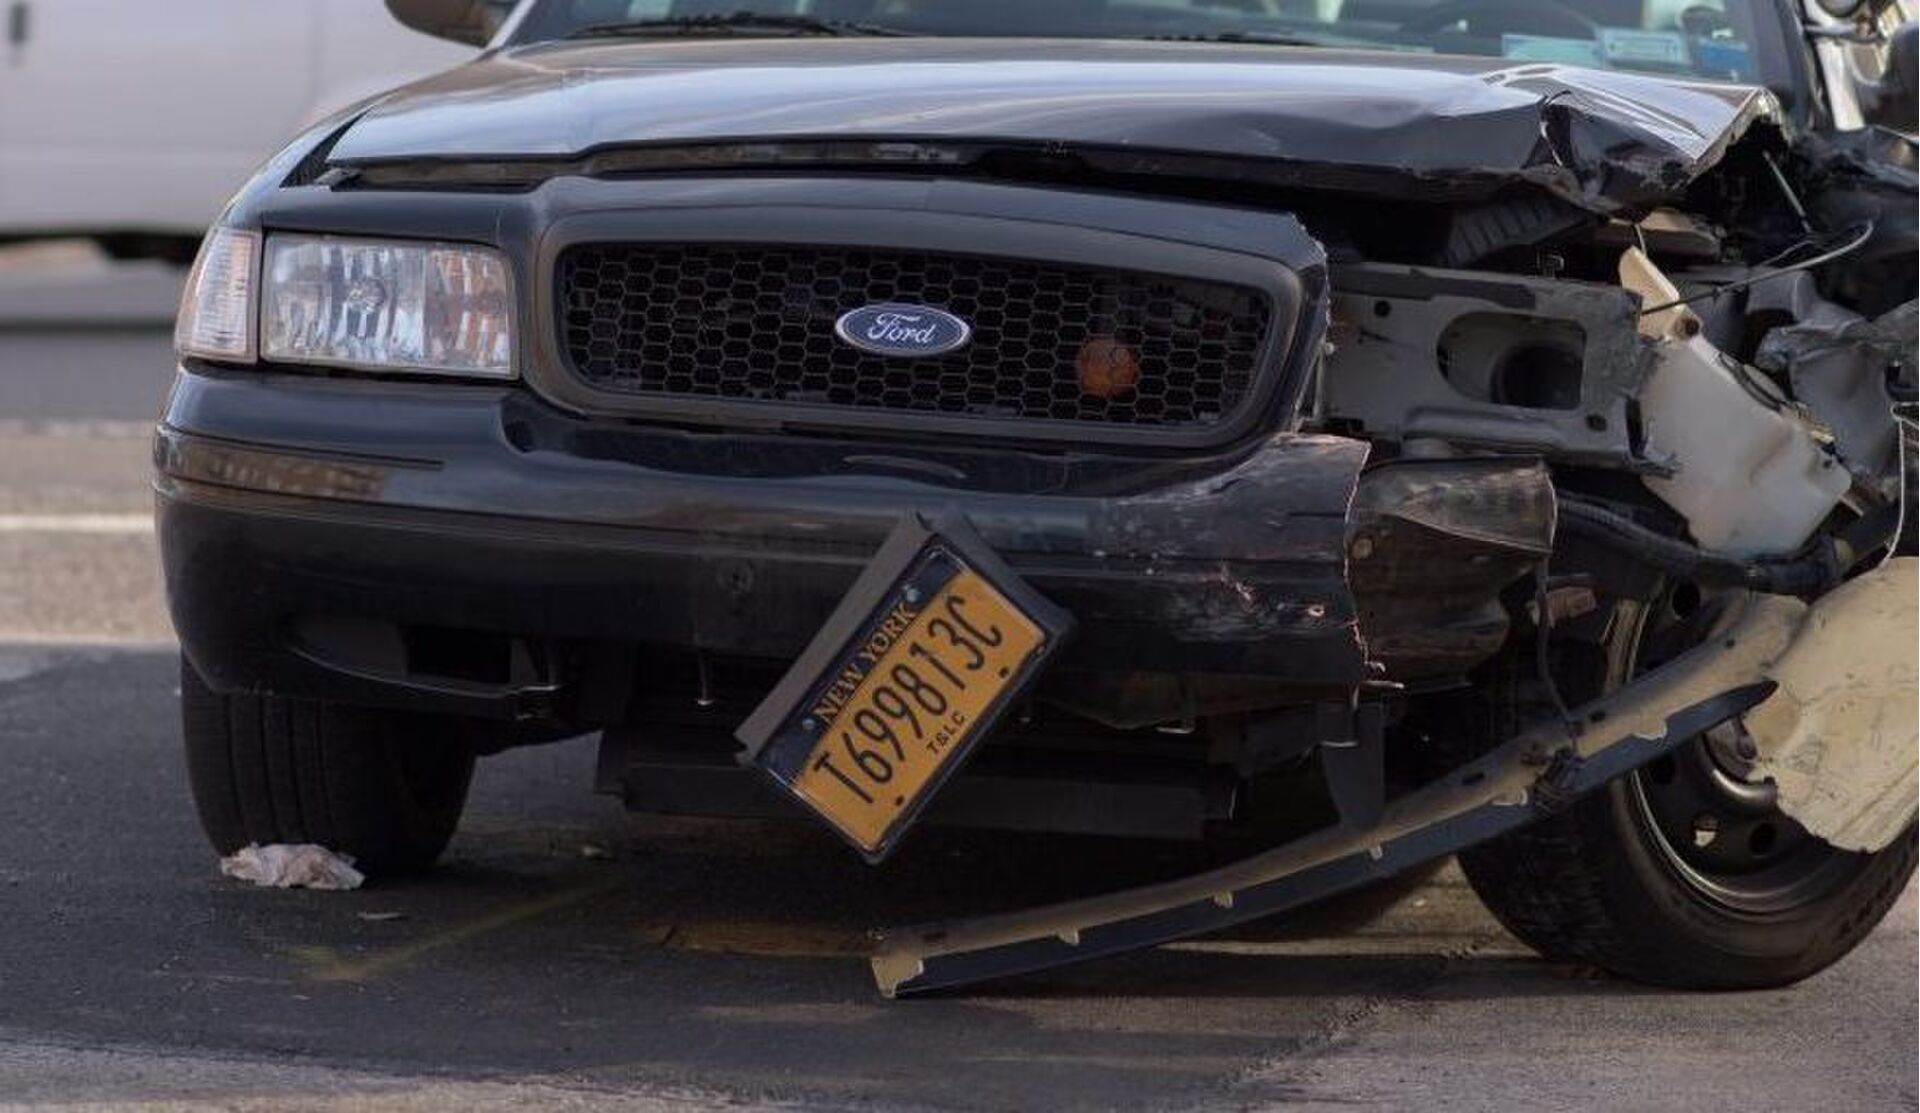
[871,594,1804,996]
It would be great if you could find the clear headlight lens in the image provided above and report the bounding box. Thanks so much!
[261,235,515,377]
[175,227,261,362]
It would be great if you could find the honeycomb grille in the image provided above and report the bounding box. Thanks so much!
[555,244,1274,431]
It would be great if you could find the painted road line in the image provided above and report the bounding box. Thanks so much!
[0,513,153,534]
[289,879,625,985]
[0,419,155,439]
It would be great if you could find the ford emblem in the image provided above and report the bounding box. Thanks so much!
[834,303,972,358]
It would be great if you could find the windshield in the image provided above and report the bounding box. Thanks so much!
[513,0,1786,86]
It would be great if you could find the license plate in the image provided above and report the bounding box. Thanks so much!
[736,515,1072,862]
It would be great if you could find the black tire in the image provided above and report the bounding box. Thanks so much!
[180,657,477,875]
[1459,592,1918,990]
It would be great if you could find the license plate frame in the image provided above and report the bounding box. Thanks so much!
[735,513,1074,863]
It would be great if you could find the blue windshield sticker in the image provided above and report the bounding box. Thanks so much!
[1691,38,1758,81]
[1502,34,1605,66]
[1599,28,1691,69]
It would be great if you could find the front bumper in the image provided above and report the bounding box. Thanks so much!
[156,366,1370,726]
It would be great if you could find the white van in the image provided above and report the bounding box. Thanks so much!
[0,0,474,259]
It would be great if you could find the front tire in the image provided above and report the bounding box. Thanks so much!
[180,657,476,875]
[1461,591,1917,989]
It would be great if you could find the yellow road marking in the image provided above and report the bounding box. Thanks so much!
[289,879,621,984]
[639,918,870,959]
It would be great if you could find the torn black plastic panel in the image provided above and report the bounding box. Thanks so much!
[1348,458,1557,685]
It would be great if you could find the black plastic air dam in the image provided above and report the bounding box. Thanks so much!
[870,594,1802,997]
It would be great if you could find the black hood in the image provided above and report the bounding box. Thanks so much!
[329,38,1782,212]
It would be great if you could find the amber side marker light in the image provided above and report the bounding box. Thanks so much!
[1076,336,1141,399]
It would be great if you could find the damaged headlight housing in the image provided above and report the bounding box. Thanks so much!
[260,235,516,377]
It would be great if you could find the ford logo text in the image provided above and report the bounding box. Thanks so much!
[834,303,972,358]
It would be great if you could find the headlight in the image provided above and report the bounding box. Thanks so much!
[261,234,515,378]
[175,227,261,362]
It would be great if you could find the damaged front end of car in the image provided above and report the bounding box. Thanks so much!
[831,65,1920,994]
[163,35,1919,995]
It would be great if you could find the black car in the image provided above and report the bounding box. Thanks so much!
[161,0,1918,996]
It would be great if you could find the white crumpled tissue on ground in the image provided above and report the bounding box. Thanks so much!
[219,843,365,891]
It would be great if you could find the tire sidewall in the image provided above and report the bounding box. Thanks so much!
[1581,774,1915,987]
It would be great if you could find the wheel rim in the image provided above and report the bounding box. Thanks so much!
[1623,588,1868,915]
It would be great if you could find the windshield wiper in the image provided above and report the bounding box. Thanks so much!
[566,12,912,40]
[1144,29,1355,48]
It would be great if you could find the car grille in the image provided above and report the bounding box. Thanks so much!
[555,244,1274,433]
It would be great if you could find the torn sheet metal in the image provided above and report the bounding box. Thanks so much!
[1322,262,1651,465]
[872,594,1804,997]
[1756,298,1918,483]
[220,844,366,891]
[329,42,1780,212]
[1745,559,1919,853]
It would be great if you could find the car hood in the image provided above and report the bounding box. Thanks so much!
[329,38,1782,212]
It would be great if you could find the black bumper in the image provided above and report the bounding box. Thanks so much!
[156,367,1369,725]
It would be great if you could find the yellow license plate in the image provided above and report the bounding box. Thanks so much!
[788,568,1043,853]
[737,519,1071,861]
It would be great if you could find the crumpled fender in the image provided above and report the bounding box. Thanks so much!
[1746,558,1919,852]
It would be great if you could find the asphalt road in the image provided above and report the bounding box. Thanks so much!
[0,322,1914,1111]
